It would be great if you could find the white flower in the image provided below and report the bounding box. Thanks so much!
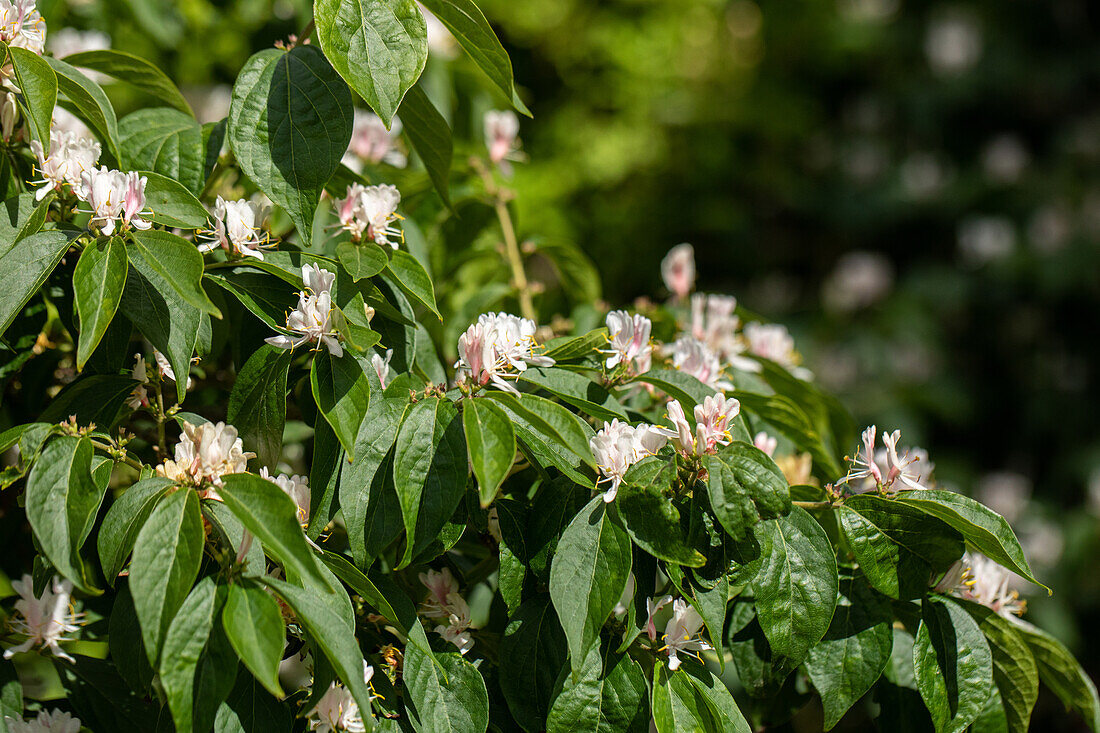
[645,595,673,641]
[200,196,269,260]
[0,91,17,140]
[156,420,255,492]
[613,573,636,617]
[925,12,982,76]
[602,310,652,373]
[822,252,894,313]
[589,419,667,502]
[438,621,475,656]
[666,336,732,391]
[344,110,405,170]
[47,27,109,58]
[0,1,46,59]
[3,575,83,663]
[6,708,81,733]
[661,599,712,670]
[260,467,309,527]
[654,394,740,457]
[484,110,521,175]
[28,130,101,201]
[743,322,807,378]
[126,353,149,410]
[838,425,929,493]
[419,569,475,654]
[690,294,754,370]
[335,183,402,248]
[661,243,695,299]
[370,349,393,389]
[935,553,1026,617]
[753,431,777,457]
[265,264,344,358]
[308,663,374,733]
[76,167,152,235]
[454,312,554,394]
[153,348,195,389]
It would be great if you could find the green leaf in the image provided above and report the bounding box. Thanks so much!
[743,506,837,667]
[44,56,121,161]
[499,596,567,730]
[652,660,752,733]
[913,595,995,733]
[127,228,219,314]
[307,418,344,540]
[311,350,372,459]
[385,249,440,319]
[228,46,352,243]
[632,369,716,413]
[485,391,595,470]
[130,488,205,666]
[392,396,466,568]
[222,579,286,699]
[543,328,608,362]
[615,485,705,567]
[336,240,388,281]
[227,345,291,469]
[962,602,1038,733]
[204,268,297,332]
[74,236,127,370]
[38,374,137,428]
[0,660,21,733]
[6,45,56,146]
[215,676,293,733]
[119,108,205,195]
[1011,619,1100,732]
[0,193,52,254]
[549,497,632,673]
[416,0,525,113]
[546,641,648,733]
[838,494,965,600]
[97,477,175,584]
[733,390,842,479]
[703,440,791,540]
[217,473,328,590]
[0,231,71,338]
[462,397,515,507]
[63,49,192,115]
[804,572,894,729]
[138,170,211,230]
[314,0,428,124]
[896,490,1046,591]
[25,436,107,594]
[398,83,453,207]
[518,366,627,422]
[109,584,154,694]
[404,645,489,733]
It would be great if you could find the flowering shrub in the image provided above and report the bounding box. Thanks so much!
[0,2,1095,732]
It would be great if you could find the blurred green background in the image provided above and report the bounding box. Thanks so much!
[35,0,1100,728]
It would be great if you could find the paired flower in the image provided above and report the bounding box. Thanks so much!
[200,196,269,260]
[371,348,393,389]
[335,183,402,248]
[343,110,406,170]
[645,596,712,671]
[419,569,474,655]
[454,312,554,394]
[260,467,310,528]
[655,393,740,457]
[265,265,344,358]
[661,243,695,300]
[5,709,81,733]
[28,129,101,201]
[484,110,522,175]
[602,310,652,374]
[156,420,255,494]
[307,661,374,733]
[690,293,760,373]
[837,425,929,494]
[666,336,732,391]
[127,350,195,409]
[3,575,83,663]
[75,167,152,236]
[589,419,667,502]
[934,552,1026,617]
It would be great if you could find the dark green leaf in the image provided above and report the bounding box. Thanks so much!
[398,83,453,207]
[462,396,516,507]
[63,49,192,115]
[703,440,791,540]
[632,369,715,413]
[214,675,293,733]
[1011,619,1099,732]
[119,108,205,195]
[733,390,842,479]
[6,45,56,146]
[138,170,211,230]
[615,485,705,567]
[499,596,567,730]
[404,646,489,733]
[652,660,752,733]
[44,56,121,161]
[74,236,127,370]
[204,268,297,332]
[962,602,1038,733]
[518,366,627,422]
[546,641,648,733]
[222,579,286,698]
[543,328,608,362]
[227,345,291,469]
[311,350,371,459]
[336,240,388,281]
[385,249,440,319]
[97,477,175,584]
[0,231,71,338]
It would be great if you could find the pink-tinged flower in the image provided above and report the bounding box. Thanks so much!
[260,467,310,527]
[76,167,152,235]
[589,419,668,502]
[3,575,83,663]
[307,662,374,733]
[437,615,474,656]
[934,552,1026,617]
[265,264,344,357]
[645,595,673,641]
[666,336,732,391]
[156,420,255,493]
[344,110,406,170]
[454,312,554,394]
[371,348,393,389]
[838,425,929,493]
[0,1,46,57]
[200,196,269,260]
[419,568,460,620]
[743,322,811,379]
[126,353,150,410]
[661,599,712,670]
[6,708,82,733]
[753,431,777,457]
[153,348,195,390]
[334,184,403,247]
[484,110,522,175]
[603,310,652,373]
[654,394,740,456]
[661,243,695,300]
[0,91,17,140]
[28,130,101,200]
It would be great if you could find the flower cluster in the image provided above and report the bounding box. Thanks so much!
[266,265,344,358]
[454,312,554,394]
[666,336,732,391]
[837,425,929,494]
[29,129,101,201]
[743,322,810,379]
[307,661,374,733]
[935,552,1026,617]
[589,419,668,502]
[127,350,195,409]
[343,110,406,170]
[602,310,652,374]
[75,167,152,236]
[419,569,474,655]
[3,575,83,662]
[484,110,522,175]
[646,596,712,671]
[6,709,81,733]
[656,393,741,457]
[156,420,255,494]
[335,183,402,247]
[200,196,269,260]
[0,1,46,62]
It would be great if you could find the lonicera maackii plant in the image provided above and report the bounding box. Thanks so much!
[0,1,1094,732]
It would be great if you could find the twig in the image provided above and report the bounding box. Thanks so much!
[472,158,536,322]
